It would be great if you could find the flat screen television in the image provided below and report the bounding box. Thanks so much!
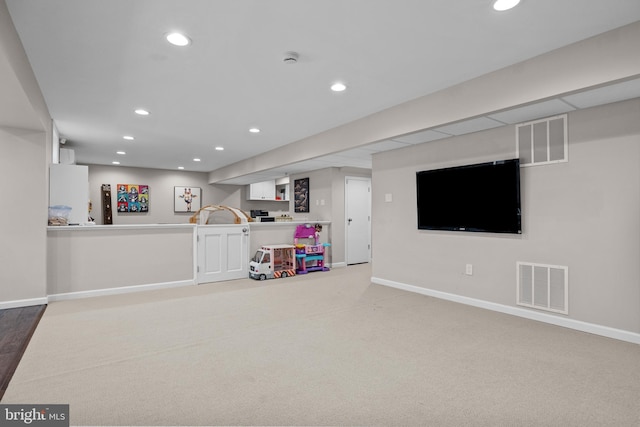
[416,159,522,234]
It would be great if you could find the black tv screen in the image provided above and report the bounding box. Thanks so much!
[416,159,522,234]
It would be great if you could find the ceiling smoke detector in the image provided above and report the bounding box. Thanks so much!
[283,51,299,64]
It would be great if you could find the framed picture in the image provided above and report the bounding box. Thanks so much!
[174,187,201,212]
[294,178,309,213]
[116,184,149,213]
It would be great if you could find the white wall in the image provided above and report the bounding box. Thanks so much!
[87,165,243,225]
[241,191,291,218]
[0,128,48,306]
[371,98,640,335]
[0,0,51,307]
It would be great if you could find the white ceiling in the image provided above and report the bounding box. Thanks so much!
[218,77,640,185]
[6,0,640,185]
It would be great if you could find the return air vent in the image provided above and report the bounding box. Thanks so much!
[517,262,568,314]
[516,114,567,166]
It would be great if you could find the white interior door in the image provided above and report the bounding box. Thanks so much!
[197,225,249,283]
[345,177,371,265]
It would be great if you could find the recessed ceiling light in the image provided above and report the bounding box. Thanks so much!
[134,109,150,116]
[112,161,120,165]
[492,0,520,11]
[123,135,134,140]
[166,32,191,47]
[215,146,224,151]
[178,166,184,170]
[331,82,347,92]
[193,158,201,162]
[116,151,126,155]
[249,128,260,133]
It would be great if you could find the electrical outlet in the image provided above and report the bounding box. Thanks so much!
[465,264,473,275]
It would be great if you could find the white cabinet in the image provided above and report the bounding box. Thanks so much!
[247,178,290,201]
[49,164,89,225]
[247,180,276,200]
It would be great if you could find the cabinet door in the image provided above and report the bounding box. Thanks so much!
[247,180,276,200]
[247,182,259,200]
[260,180,275,200]
[197,225,250,283]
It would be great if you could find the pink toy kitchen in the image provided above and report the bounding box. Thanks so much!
[294,223,331,274]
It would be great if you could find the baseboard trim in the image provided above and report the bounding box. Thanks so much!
[47,279,195,302]
[330,262,347,269]
[0,297,48,310]
[371,276,640,345]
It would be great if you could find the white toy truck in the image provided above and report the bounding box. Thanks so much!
[249,244,296,280]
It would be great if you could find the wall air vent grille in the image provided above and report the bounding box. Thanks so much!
[516,114,567,166]
[517,262,568,314]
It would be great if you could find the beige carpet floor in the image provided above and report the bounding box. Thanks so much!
[3,264,640,426]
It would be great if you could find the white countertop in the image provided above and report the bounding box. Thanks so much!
[47,223,196,231]
[47,221,330,231]
[248,220,330,227]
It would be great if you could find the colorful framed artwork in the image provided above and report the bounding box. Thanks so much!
[294,178,309,213]
[174,186,201,212]
[116,184,149,212]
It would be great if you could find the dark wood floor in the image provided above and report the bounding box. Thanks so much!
[0,305,46,401]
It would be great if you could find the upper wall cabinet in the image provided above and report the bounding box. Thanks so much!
[247,180,276,200]
[247,179,290,201]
